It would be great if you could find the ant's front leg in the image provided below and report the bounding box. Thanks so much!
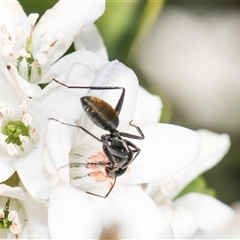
[122,139,141,168]
[101,135,117,169]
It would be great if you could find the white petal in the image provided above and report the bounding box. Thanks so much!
[0,59,27,106]
[36,1,105,64]
[160,130,230,199]
[93,184,174,238]
[170,206,198,238]
[173,193,235,237]
[38,50,108,84]
[89,60,139,129]
[0,158,15,182]
[119,123,201,184]
[0,184,25,200]
[6,64,41,97]
[28,62,95,125]
[14,140,52,200]
[19,193,49,239]
[34,26,47,37]
[44,120,78,184]
[48,184,102,239]
[0,1,27,35]
[133,86,162,125]
[74,24,108,59]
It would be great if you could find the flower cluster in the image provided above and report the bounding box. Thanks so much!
[0,1,237,239]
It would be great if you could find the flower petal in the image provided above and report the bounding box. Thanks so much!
[0,1,27,39]
[14,140,52,200]
[19,193,49,239]
[0,184,25,200]
[36,1,105,64]
[118,123,201,184]
[44,120,78,184]
[172,193,235,238]
[6,64,41,97]
[168,205,198,238]
[74,24,108,59]
[93,183,174,238]
[48,184,102,239]
[0,59,27,106]
[87,60,139,129]
[38,50,108,84]
[0,159,15,182]
[133,86,162,125]
[29,62,92,124]
[160,130,230,199]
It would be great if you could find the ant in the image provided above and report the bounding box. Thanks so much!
[48,79,144,198]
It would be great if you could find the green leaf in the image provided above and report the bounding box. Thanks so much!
[2,172,20,188]
[96,0,165,61]
[18,0,57,17]
[175,175,216,200]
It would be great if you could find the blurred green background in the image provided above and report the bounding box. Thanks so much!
[18,0,240,206]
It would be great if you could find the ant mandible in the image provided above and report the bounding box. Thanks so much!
[48,78,144,197]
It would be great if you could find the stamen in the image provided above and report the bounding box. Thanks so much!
[22,114,33,127]
[28,13,39,39]
[19,49,31,58]
[28,13,39,27]
[20,101,27,115]
[1,40,13,56]
[1,25,11,39]
[0,197,26,238]
[5,106,14,117]
[90,171,106,182]
[0,12,64,82]
[36,52,48,65]
[7,143,18,156]
[19,135,28,144]
[16,25,25,38]
[0,101,37,157]
[49,39,59,48]
[8,211,22,235]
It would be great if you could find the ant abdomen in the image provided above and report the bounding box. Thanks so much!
[81,96,119,132]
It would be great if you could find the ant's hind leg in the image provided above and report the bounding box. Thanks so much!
[52,78,125,116]
[120,121,145,140]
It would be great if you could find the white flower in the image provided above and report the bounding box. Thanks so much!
[43,50,201,238]
[0,0,105,96]
[135,7,240,134]
[144,129,235,238]
[0,57,90,201]
[0,183,49,239]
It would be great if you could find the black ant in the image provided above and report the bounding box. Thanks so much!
[48,79,144,197]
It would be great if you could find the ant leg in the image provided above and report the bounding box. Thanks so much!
[122,139,141,168]
[48,118,102,142]
[52,78,125,115]
[120,121,145,140]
